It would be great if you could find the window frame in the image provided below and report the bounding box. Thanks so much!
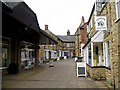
[116,0,120,20]
[105,41,111,68]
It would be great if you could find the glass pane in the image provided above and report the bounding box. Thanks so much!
[118,1,120,18]
[2,45,8,67]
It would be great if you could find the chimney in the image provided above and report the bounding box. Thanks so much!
[81,16,85,24]
[45,25,48,30]
[67,30,70,36]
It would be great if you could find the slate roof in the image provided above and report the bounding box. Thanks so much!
[4,1,40,33]
[2,1,57,44]
[57,35,75,43]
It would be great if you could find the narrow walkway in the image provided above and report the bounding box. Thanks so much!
[2,58,109,88]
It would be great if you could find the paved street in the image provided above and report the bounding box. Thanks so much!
[2,58,109,88]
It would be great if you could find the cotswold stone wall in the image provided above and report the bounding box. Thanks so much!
[97,1,120,88]
[118,39,120,88]
[110,20,119,88]
[106,69,113,86]
[86,64,106,80]
[102,1,120,88]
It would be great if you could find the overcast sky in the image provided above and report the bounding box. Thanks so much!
[23,0,95,35]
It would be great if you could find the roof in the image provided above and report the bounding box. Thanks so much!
[87,3,95,24]
[44,30,58,42]
[57,35,75,43]
[5,2,40,33]
[2,1,57,44]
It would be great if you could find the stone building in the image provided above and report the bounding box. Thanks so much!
[74,16,87,58]
[39,25,58,62]
[39,26,75,61]
[57,30,75,58]
[83,0,120,89]
[56,36,64,60]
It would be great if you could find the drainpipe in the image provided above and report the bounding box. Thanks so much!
[113,62,116,90]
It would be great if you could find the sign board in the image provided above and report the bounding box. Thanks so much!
[76,62,86,77]
[78,67,85,74]
[95,16,107,31]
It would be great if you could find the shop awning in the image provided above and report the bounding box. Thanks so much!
[91,31,104,42]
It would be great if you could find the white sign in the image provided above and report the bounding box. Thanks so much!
[95,16,107,31]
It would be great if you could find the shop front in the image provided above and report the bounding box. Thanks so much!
[2,1,57,73]
[83,31,106,80]
[21,41,35,69]
[1,37,11,74]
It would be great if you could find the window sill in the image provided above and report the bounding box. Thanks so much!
[0,67,8,70]
[86,64,111,70]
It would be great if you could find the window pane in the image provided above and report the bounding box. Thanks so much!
[2,45,9,67]
[118,1,120,18]
[116,0,120,19]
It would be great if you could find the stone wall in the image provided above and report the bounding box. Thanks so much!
[118,20,120,88]
[106,68,113,86]
[118,41,120,88]
[86,64,106,80]
[109,1,119,88]
[98,1,119,88]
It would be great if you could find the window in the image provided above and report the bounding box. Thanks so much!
[90,19,93,28]
[66,43,70,47]
[88,46,91,65]
[96,0,107,11]
[116,0,120,19]
[2,37,11,68]
[87,25,90,33]
[105,41,111,68]
[2,46,8,67]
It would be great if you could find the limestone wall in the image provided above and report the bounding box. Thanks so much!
[98,1,120,88]
[86,64,106,80]
[106,68,113,86]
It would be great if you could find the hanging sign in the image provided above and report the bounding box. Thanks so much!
[95,16,107,31]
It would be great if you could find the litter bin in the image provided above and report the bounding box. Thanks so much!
[8,63,19,74]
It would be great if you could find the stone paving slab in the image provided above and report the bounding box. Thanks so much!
[2,58,111,89]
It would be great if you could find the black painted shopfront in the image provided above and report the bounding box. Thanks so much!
[2,1,57,74]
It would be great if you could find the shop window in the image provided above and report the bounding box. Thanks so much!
[116,0,120,20]
[2,47,7,67]
[20,41,35,69]
[105,41,111,68]
[88,46,91,65]
[67,43,70,47]
[2,37,11,68]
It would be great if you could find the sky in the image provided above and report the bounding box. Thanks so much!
[23,0,95,35]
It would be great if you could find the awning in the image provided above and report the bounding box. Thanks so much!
[82,31,104,49]
[91,31,104,42]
